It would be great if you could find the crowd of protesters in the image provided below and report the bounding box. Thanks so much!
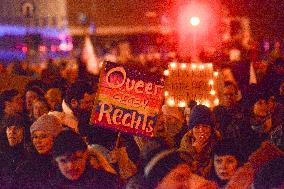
[0,40,283,189]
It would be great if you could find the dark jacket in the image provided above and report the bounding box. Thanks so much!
[14,152,57,189]
[213,105,251,159]
[0,143,28,188]
[49,164,121,189]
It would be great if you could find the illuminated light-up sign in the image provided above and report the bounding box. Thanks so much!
[90,62,164,137]
[164,62,219,108]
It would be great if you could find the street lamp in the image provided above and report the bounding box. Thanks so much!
[190,16,200,26]
[190,16,200,62]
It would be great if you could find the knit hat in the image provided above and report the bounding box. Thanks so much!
[30,114,63,137]
[214,139,244,164]
[188,105,215,130]
[52,130,87,158]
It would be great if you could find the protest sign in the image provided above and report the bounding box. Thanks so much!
[164,62,220,108]
[90,62,164,137]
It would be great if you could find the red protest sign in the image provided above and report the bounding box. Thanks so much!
[90,62,164,137]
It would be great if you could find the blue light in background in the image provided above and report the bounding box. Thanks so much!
[0,25,70,38]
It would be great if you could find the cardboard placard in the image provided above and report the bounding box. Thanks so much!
[90,62,164,137]
[165,63,219,108]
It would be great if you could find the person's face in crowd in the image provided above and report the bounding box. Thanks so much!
[214,155,238,181]
[222,85,238,108]
[45,94,62,111]
[33,100,49,120]
[25,91,39,112]
[154,114,183,146]
[32,130,54,155]
[192,124,212,145]
[253,99,268,117]
[55,150,88,181]
[5,94,23,115]
[6,126,24,147]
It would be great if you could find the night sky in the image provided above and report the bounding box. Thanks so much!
[223,0,284,41]
[67,0,284,42]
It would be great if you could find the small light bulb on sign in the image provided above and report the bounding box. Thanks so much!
[199,65,205,70]
[178,100,186,107]
[196,100,201,105]
[170,62,177,69]
[181,63,187,70]
[210,90,216,95]
[214,98,219,106]
[164,70,170,76]
[209,80,214,85]
[167,98,175,107]
[164,91,169,97]
[213,72,219,77]
[207,63,213,68]
[191,64,197,69]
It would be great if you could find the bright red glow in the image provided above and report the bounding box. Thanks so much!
[178,2,213,33]
[175,0,222,58]
[22,46,28,53]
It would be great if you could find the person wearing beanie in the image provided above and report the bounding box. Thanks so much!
[209,139,244,188]
[179,105,220,178]
[14,114,63,188]
[50,130,121,189]
[30,114,63,155]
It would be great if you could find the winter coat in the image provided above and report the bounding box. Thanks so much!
[213,104,249,140]
[14,152,57,189]
[224,141,284,189]
[0,143,28,188]
[179,130,220,178]
[49,164,121,189]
